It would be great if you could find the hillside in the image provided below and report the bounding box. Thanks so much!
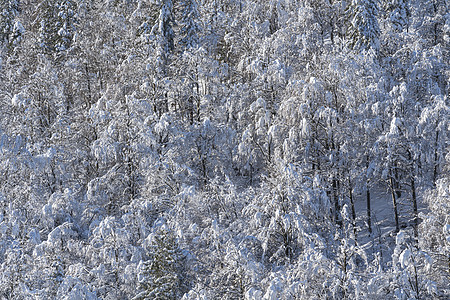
[0,0,449,299]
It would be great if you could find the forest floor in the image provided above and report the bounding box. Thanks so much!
[353,184,429,266]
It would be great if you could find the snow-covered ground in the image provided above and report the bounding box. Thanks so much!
[353,184,430,265]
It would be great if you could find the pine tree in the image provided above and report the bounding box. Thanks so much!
[135,229,185,300]
[347,0,380,50]
[39,0,76,54]
[178,0,200,51]
[148,0,175,76]
[0,0,22,52]
[383,0,409,32]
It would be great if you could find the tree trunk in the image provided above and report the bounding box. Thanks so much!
[85,63,92,108]
[348,177,357,240]
[411,176,418,238]
[366,156,372,234]
[408,150,419,239]
[390,176,400,232]
[394,168,402,199]
[367,186,372,234]
[433,128,440,186]
[333,177,341,227]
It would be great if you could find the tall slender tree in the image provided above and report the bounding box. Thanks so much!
[347,0,381,50]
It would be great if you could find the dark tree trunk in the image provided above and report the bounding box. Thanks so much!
[390,175,400,232]
[394,168,402,199]
[367,186,372,234]
[348,176,357,240]
[85,63,92,108]
[433,128,440,186]
[411,176,418,238]
[366,156,372,234]
[408,150,418,239]
[333,178,341,227]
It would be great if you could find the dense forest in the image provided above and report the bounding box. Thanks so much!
[0,0,449,299]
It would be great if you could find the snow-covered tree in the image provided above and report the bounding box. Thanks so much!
[347,0,381,50]
[39,0,77,53]
[177,0,200,51]
[390,230,438,299]
[0,0,448,297]
[419,153,450,297]
[135,228,186,299]
[383,0,409,32]
[0,0,23,53]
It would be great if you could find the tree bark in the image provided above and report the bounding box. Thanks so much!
[411,176,418,238]
[348,176,357,240]
[333,177,341,227]
[433,128,440,186]
[408,150,418,239]
[390,175,400,232]
[367,186,372,234]
[366,156,372,234]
